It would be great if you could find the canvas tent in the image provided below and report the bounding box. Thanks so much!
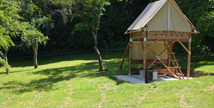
[120,0,199,79]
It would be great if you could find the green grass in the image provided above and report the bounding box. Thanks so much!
[175,54,214,74]
[0,51,214,108]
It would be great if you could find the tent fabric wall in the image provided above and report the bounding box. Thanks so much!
[127,0,193,33]
[147,1,191,32]
[131,42,168,60]
[127,0,167,31]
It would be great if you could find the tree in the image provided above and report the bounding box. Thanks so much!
[19,0,52,68]
[72,0,110,71]
[49,0,110,71]
[0,0,22,74]
[21,24,48,68]
[176,0,214,59]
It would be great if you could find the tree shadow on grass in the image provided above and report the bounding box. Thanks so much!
[1,52,213,94]
[9,51,125,68]
[1,59,128,94]
[9,52,98,68]
[0,73,76,93]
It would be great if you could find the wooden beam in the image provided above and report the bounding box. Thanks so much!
[143,40,146,77]
[158,42,173,57]
[131,59,168,64]
[147,59,158,69]
[129,42,132,75]
[147,42,173,69]
[147,44,157,55]
[144,39,159,54]
[148,36,189,40]
[120,42,130,70]
[159,59,179,79]
[187,39,191,78]
[177,39,191,54]
[147,31,190,40]
[147,39,189,42]
[164,42,171,67]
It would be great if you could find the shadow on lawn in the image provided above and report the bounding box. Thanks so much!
[1,59,128,94]
[9,52,98,68]
[8,51,125,69]
[2,51,212,94]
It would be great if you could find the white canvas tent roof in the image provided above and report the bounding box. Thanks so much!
[126,0,195,33]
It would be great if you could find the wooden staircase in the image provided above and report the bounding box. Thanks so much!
[152,42,184,79]
[167,46,184,79]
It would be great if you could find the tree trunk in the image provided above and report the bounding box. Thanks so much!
[4,49,10,74]
[92,30,106,71]
[33,42,38,69]
[5,27,10,74]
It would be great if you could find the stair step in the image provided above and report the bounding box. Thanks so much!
[176,73,183,75]
[175,66,181,69]
[176,73,184,79]
[168,52,175,54]
[168,67,176,69]
[171,60,178,62]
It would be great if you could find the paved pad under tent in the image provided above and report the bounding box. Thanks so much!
[114,75,192,84]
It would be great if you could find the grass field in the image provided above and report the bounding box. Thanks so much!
[0,51,214,108]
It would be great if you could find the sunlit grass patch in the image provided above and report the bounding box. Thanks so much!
[0,51,213,107]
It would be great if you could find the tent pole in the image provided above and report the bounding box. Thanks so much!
[187,37,191,78]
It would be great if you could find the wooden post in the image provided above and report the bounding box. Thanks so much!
[129,37,132,76]
[143,28,147,77]
[164,42,171,67]
[187,38,191,78]
[120,42,130,70]
[177,39,191,54]
[144,39,159,54]
[143,38,146,78]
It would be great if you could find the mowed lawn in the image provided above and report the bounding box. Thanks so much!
[0,51,214,108]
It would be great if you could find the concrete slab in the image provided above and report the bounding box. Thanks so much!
[114,75,145,84]
[114,75,192,84]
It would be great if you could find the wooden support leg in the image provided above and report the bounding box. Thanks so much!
[120,42,130,70]
[187,41,191,78]
[144,39,159,54]
[129,43,132,76]
[177,39,191,54]
[143,40,146,78]
[147,42,173,69]
[165,42,171,67]
[159,59,178,79]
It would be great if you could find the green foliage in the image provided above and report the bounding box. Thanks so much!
[0,1,21,49]
[21,24,49,47]
[0,0,212,60]
[198,11,214,37]
[20,0,54,33]
[0,28,14,49]
[19,0,51,50]
[0,0,23,69]
[0,57,10,69]
[72,0,110,32]
[176,0,214,59]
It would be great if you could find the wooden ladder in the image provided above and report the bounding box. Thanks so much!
[167,46,184,79]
